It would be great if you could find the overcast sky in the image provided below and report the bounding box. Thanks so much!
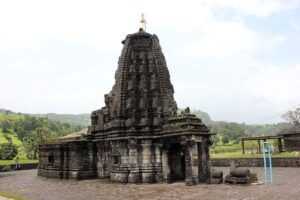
[0,0,299,124]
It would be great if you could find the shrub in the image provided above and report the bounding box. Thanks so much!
[2,165,12,172]
[0,142,18,160]
[222,135,230,145]
[213,135,221,145]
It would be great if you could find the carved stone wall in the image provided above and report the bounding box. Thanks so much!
[38,141,95,179]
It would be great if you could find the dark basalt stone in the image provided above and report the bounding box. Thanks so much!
[225,161,251,185]
[38,28,214,185]
[210,168,223,184]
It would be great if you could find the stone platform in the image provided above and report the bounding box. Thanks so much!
[1,168,300,200]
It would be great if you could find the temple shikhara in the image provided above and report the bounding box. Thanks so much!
[38,28,214,185]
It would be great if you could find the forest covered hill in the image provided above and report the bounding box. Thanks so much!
[33,113,90,126]
[0,108,291,139]
[0,109,83,159]
[0,108,291,159]
[0,109,90,126]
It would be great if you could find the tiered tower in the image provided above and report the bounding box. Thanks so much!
[90,28,178,137]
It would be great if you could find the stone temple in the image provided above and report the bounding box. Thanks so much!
[38,28,214,185]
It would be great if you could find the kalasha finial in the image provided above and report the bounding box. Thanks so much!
[140,13,147,31]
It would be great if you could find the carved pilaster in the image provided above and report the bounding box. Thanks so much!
[162,147,171,183]
[184,140,198,186]
[141,140,152,165]
[96,142,110,179]
[141,140,154,183]
[128,139,140,183]
[154,143,163,182]
[198,137,211,183]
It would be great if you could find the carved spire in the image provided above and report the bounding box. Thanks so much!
[91,29,178,133]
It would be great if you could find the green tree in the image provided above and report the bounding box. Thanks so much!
[222,135,230,145]
[1,120,12,133]
[0,136,18,160]
[23,128,51,159]
[213,135,220,145]
[211,122,246,143]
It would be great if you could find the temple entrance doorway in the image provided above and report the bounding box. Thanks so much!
[168,143,186,182]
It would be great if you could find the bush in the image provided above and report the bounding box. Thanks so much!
[2,165,12,172]
[222,135,230,145]
[213,135,221,145]
[0,142,18,160]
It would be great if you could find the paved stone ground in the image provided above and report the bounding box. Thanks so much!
[0,167,300,200]
[0,197,10,200]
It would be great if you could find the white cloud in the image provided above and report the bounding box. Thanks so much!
[0,0,299,124]
[172,63,300,123]
[180,19,285,58]
[0,0,138,48]
[264,35,286,51]
[0,0,293,50]
[0,0,214,49]
[244,65,300,108]
[206,0,300,17]
[181,20,258,58]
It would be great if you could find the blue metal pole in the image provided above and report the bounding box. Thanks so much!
[262,142,268,190]
[268,143,273,184]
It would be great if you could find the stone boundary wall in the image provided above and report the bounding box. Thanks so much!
[210,157,300,167]
[1,157,300,172]
[0,163,38,172]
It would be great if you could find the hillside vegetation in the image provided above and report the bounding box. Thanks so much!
[0,108,292,162]
[0,109,83,160]
[33,113,90,126]
[191,110,290,144]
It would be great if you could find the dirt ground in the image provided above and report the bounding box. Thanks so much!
[0,167,299,200]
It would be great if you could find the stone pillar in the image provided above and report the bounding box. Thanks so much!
[162,148,171,183]
[198,137,211,183]
[58,144,64,179]
[141,140,154,183]
[154,143,163,182]
[184,141,198,186]
[62,143,69,179]
[128,139,140,183]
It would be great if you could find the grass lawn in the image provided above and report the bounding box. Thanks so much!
[0,128,28,159]
[212,141,263,153]
[211,151,297,158]
[0,159,38,165]
[0,192,29,200]
[0,129,22,145]
[211,139,300,158]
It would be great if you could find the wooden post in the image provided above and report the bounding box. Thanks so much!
[241,139,245,154]
[257,139,261,154]
[278,138,282,154]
